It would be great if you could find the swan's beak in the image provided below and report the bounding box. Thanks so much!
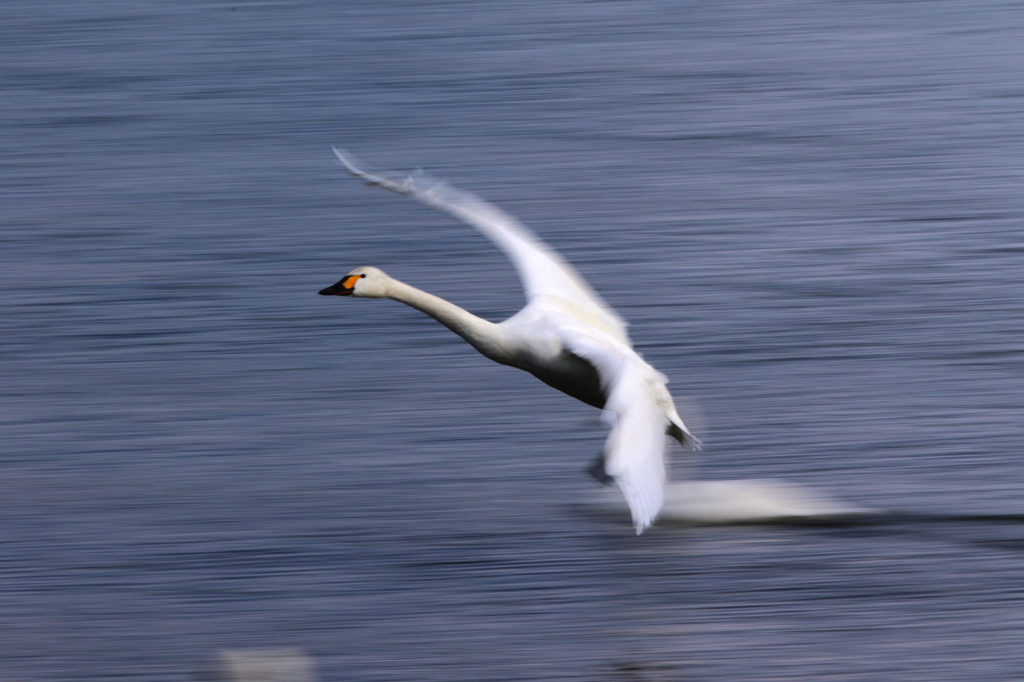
[319,274,359,296]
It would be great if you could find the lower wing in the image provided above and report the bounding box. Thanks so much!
[560,328,668,534]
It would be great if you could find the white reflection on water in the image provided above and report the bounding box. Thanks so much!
[591,479,874,525]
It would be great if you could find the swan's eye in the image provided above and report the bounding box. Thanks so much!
[360,274,367,278]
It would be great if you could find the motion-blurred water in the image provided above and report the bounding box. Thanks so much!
[3,1,1024,680]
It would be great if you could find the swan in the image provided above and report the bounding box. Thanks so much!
[320,149,699,533]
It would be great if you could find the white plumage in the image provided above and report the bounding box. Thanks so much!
[321,149,698,533]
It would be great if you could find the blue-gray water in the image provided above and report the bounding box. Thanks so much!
[3,1,1024,680]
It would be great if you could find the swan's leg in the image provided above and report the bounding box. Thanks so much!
[585,453,615,486]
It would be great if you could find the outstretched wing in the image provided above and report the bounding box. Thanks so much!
[560,328,670,534]
[333,148,629,344]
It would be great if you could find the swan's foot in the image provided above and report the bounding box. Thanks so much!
[586,453,615,487]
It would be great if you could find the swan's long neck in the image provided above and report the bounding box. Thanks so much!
[386,278,504,359]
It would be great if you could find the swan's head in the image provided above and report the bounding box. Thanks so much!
[318,266,391,298]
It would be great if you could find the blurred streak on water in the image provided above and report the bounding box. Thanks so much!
[2,1,1024,680]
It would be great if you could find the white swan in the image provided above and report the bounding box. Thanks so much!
[320,149,698,534]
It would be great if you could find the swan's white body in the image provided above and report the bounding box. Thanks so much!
[322,149,698,533]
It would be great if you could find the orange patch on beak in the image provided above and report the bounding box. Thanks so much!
[342,275,361,290]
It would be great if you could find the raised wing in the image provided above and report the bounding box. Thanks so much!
[333,148,629,343]
[560,328,669,534]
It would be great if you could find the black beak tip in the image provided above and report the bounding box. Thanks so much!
[318,286,334,296]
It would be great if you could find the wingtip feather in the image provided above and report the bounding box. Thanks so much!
[331,146,361,174]
[331,147,416,196]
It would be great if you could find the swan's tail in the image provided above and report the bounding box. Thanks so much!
[667,420,701,450]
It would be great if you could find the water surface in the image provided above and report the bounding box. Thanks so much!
[2,1,1024,680]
